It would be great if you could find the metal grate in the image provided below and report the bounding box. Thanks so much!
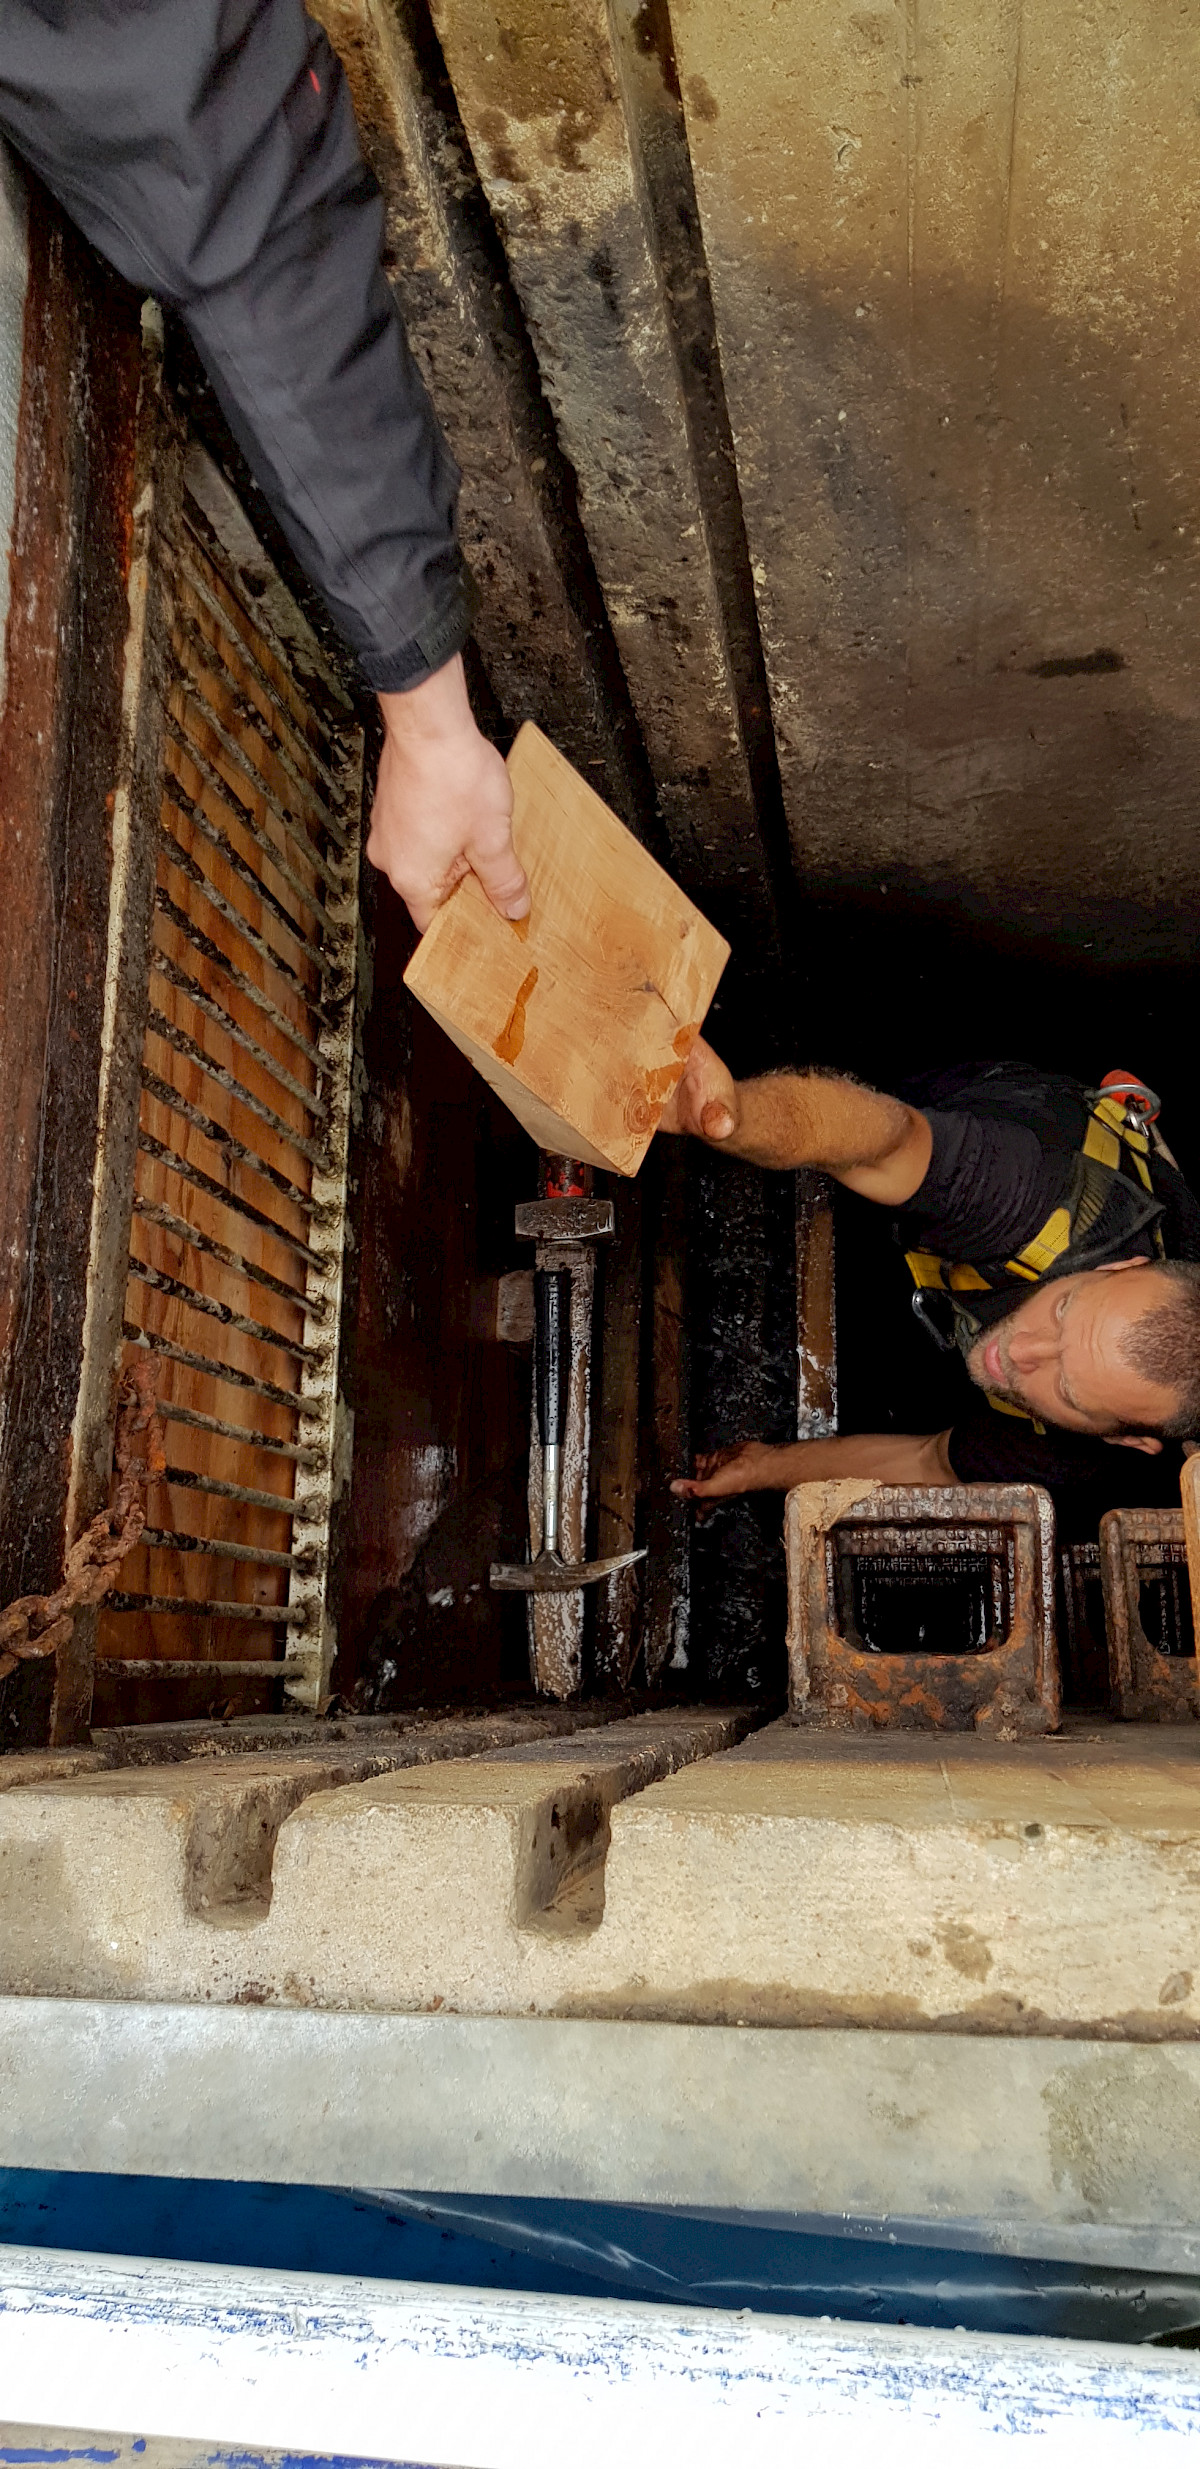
[96,449,362,1715]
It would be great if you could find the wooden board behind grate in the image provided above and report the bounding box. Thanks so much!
[95,501,359,1716]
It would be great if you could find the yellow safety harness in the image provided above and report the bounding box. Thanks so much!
[904,1087,1167,1426]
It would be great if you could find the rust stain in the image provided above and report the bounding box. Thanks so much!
[673,1021,700,1057]
[493,966,539,1065]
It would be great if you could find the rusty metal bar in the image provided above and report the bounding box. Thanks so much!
[123,1320,305,1414]
[168,691,345,912]
[156,818,334,1015]
[128,1259,324,1367]
[176,530,345,784]
[97,1659,309,1678]
[149,949,327,1123]
[173,637,348,852]
[105,1594,305,1625]
[173,611,349,867]
[52,303,183,1748]
[139,1069,323,1224]
[139,1527,308,1572]
[795,1171,837,1439]
[156,1400,321,1467]
[153,1463,309,1518]
[177,518,345,750]
[154,884,330,1070]
[136,1132,327,1275]
[144,1004,330,1170]
[132,1195,328,1322]
[162,758,324,955]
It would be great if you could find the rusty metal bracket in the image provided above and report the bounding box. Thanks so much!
[514,1198,615,1244]
[1100,1506,1197,1722]
[785,1481,1059,1735]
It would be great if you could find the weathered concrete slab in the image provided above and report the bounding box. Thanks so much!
[670,0,1200,962]
[0,1708,750,2003]
[1,1714,1198,2036]
[313,0,650,825]
[598,1720,1200,2032]
[427,0,775,935]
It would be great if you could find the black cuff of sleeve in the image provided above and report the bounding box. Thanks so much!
[360,556,478,694]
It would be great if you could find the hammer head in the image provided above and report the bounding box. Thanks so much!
[490,1545,647,1594]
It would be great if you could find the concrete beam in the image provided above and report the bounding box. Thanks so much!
[2,1998,1200,2271]
[427,0,778,938]
[312,0,653,831]
[669,0,1200,960]
[0,1717,1198,2038]
[0,1708,750,2002]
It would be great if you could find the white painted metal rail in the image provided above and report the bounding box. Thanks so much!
[0,2245,1198,2466]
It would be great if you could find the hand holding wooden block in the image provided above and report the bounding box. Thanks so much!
[403,723,729,1174]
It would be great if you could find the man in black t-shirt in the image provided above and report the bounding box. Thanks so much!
[662,1047,1200,1535]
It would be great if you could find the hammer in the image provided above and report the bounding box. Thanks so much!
[490,1267,647,1595]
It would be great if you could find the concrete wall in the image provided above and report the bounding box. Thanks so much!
[316,0,1200,987]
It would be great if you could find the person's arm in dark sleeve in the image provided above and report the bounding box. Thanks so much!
[0,0,527,931]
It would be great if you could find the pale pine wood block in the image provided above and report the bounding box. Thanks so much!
[403,723,729,1174]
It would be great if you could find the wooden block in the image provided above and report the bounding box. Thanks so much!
[402,724,729,1175]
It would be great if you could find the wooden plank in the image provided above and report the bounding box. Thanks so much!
[0,195,147,1751]
[404,724,728,1177]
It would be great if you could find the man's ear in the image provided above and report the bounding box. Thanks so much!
[1105,1433,1163,1455]
[1099,1253,1152,1276]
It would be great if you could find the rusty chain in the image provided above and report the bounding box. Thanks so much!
[0,1359,166,1686]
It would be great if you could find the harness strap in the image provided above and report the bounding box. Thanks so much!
[903,1088,1170,1422]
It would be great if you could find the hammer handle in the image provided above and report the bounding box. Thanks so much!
[534,1268,571,1451]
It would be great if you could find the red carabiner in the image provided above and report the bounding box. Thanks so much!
[1100,1070,1161,1126]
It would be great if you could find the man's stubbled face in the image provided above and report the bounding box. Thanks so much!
[964,1262,1181,1436]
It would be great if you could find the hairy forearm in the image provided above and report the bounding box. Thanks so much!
[736,1432,957,1489]
[716,1072,932,1205]
[720,1073,900,1167]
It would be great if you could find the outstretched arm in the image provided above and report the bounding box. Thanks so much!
[0,0,529,935]
[661,1040,932,1204]
[671,1431,958,1499]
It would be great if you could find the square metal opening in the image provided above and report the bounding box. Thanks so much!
[830,1521,1016,1658]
